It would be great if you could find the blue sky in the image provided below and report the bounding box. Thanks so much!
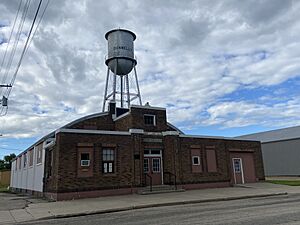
[1,0,300,159]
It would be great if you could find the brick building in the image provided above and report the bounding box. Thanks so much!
[10,101,265,201]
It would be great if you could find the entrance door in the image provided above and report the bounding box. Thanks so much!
[232,158,244,184]
[144,156,162,185]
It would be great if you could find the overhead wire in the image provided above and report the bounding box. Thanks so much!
[0,0,49,117]
[24,0,50,56]
[1,0,31,97]
[6,0,44,98]
[0,0,23,97]
[0,0,31,116]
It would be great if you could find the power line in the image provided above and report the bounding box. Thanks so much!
[25,0,50,56]
[0,0,23,97]
[1,0,31,95]
[0,0,50,116]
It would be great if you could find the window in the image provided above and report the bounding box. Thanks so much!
[80,153,90,166]
[144,149,161,155]
[192,156,200,165]
[233,159,241,173]
[23,153,27,168]
[102,149,115,173]
[191,148,202,173]
[19,157,21,169]
[152,158,160,173]
[15,159,18,171]
[29,149,34,167]
[144,115,155,125]
[77,145,94,178]
[144,159,149,173]
[36,145,43,164]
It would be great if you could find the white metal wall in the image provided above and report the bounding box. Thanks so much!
[10,143,46,192]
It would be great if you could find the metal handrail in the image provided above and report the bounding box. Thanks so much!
[164,172,177,190]
[144,173,152,192]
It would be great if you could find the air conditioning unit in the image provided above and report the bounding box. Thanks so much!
[81,160,90,166]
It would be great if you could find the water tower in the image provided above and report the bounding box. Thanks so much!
[102,29,142,111]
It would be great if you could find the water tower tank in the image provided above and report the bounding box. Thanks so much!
[105,29,137,75]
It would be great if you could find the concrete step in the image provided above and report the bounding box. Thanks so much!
[138,185,185,195]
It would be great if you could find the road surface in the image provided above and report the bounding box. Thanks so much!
[20,194,300,225]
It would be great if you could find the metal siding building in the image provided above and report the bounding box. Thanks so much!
[237,126,300,176]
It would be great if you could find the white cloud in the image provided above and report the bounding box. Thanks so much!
[0,0,300,138]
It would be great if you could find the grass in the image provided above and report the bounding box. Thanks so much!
[0,184,10,192]
[267,180,300,186]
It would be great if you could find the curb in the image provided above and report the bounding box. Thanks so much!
[38,192,288,221]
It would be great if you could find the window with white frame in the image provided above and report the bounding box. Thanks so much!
[102,149,115,173]
[80,153,90,166]
[233,159,241,173]
[144,114,156,125]
[152,158,160,173]
[192,156,200,165]
[143,158,149,173]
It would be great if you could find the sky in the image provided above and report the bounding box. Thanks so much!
[0,0,300,158]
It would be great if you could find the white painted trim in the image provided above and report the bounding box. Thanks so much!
[143,158,149,173]
[56,128,131,136]
[143,132,163,136]
[152,158,161,173]
[232,158,245,184]
[144,114,156,126]
[192,156,200,165]
[129,129,144,134]
[130,104,166,111]
[113,111,130,121]
[162,131,180,136]
[44,140,55,149]
[180,134,225,139]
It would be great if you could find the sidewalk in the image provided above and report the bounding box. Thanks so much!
[1,182,299,224]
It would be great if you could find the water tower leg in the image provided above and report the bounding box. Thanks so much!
[102,68,110,112]
[134,66,142,105]
[125,74,130,107]
[120,75,123,108]
[113,59,118,101]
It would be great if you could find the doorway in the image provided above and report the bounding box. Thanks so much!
[144,149,163,185]
[232,158,244,184]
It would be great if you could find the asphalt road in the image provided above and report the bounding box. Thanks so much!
[19,194,300,225]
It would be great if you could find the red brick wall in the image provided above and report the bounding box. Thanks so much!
[115,107,168,132]
[68,114,115,131]
[226,140,265,181]
[44,132,264,197]
[177,138,230,184]
[45,132,136,193]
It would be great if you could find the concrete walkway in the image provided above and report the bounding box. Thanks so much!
[1,182,299,224]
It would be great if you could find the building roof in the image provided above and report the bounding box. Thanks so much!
[236,125,300,143]
[13,110,184,159]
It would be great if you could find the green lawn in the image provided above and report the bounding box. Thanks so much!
[267,180,300,186]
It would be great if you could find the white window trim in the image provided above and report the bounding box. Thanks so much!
[80,160,90,167]
[232,158,245,184]
[143,158,149,173]
[192,156,200,165]
[152,158,161,173]
[144,114,156,126]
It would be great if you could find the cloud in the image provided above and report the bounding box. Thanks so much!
[0,0,300,139]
